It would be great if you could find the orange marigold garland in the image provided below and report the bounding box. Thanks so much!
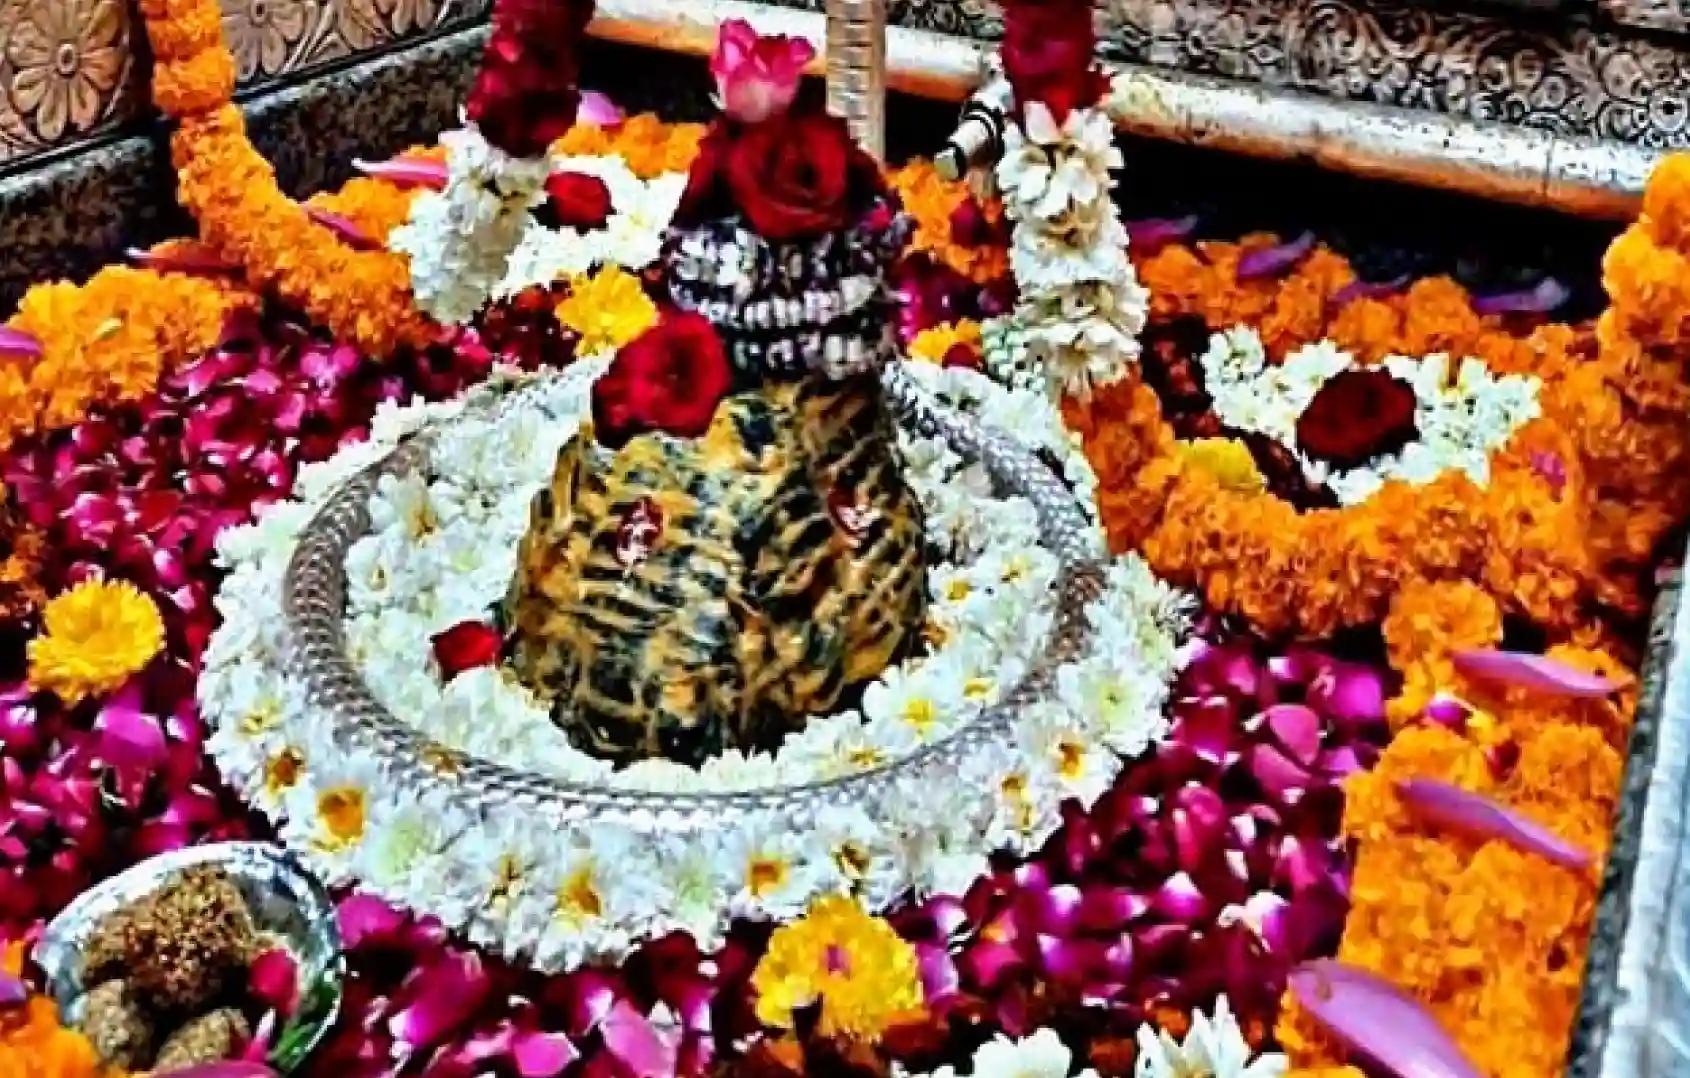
[0,265,253,451]
[137,0,436,357]
[887,161,1009,285]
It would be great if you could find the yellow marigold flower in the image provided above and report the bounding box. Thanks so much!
[908,319,982,365]
[1175,438,1264,494]
[751,895,923,1041]
[555,267,659,356]
[28,579,166,704]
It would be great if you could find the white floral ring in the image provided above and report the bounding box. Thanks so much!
[199,361,1188,971]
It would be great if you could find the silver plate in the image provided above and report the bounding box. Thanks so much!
[276,362,1104,831]
[35,841,344,1073]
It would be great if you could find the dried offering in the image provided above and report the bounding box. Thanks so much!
[76,979,153,1069]
[83,866,260,1012]
[152,1007,252,1070]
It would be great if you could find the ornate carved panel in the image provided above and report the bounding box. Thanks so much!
[1599,0,1690,33]
[1094,0,1690,148]
[0,0,490,167]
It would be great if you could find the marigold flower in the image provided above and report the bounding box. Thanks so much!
[554,266,659,356]
[28,579,166,705]
[752,895,924,1041]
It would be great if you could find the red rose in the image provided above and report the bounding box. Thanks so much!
[999,0,1105,122]
[431,620,503,678]
[545,171,614,230]
[592,311,734,446]
[941,342,982,370]
[676,122,732,225]
[1295,369,1419,469]
[724,112,882,240]
[466,0,595,156]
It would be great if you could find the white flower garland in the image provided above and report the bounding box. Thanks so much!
[389,127,686,325]
[200,362,1188,973]
[993,103,1148,401]
[1198,326,1543,505]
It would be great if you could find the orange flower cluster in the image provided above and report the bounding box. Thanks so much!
[1073,161,1690,636]
[137,0,436,357]
[0,265,252,450]
[0,943,115,1077]
[553,114,707,178]
[0,489,47,621]
[305,150,439,242]
[1277,579,1632,1075]
[887,162,1009,285]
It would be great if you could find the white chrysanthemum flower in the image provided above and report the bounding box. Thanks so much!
[280,746,385,883]
[1056,650,1169,758]
[1134,996,1287,1077]
[354,788,471,893]
[973,1028,1098,1078]
[723,820,823,921]
[862,663,965,742]
[1023,704,1122,809]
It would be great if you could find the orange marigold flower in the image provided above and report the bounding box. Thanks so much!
[152,45,237,116]
[1642,152,1690,251]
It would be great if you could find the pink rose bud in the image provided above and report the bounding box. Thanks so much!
[709,18,816,124]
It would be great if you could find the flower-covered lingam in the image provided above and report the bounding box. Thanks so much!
[501,26,928,766]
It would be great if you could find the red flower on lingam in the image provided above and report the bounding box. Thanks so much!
[431,621,503,678]
[1295,369,1420,470]
[998,0,1107,122]
[466,0,596,157]
[545,172,614,231]
[592,311,733,447]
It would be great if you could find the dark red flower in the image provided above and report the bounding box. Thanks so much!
[466,0,596,157]
[592,311,733,447]
[723,112,881,240]
[545,172,614,231]
[941,342,982,370]
[1295,368,1419,470]
[998,0,1106,122]
[431,621,503,678]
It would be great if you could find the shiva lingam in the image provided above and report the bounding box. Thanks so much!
[501,60,928,768]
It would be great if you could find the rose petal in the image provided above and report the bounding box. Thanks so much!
[1124,215,1198,254]
[0,973,27,1008]
[1150,871,1208,923]
[386,952,490,1048]
[601,1001,678,1078]
[1423,693,1471,730]
[512,1029,579,1077]
[0,326,44,360]
[1332,275,1410,306]
[354,156,449,189]
[96,681,168,770]
[127,244,240,277]
[1306,661,1386,726]
[1397,778,1593,870]
[916,943,960,1005]
[337,894,407,949]
[1451,649,1620,698]
[578,91,625,127]
[305,207,379,251]
[1472,277,1570,316]
[248,947,299,1015]
[1289,960,1483,1078]
[1236,232,1315,279]
[1262,704,1322,765]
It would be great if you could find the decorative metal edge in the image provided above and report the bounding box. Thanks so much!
[585,0,1659,218]
[279,363,1106,830]
[1576,564,1690,1078]
[33,840,345,1074]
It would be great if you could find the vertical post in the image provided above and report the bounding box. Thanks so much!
[825,0,888,161]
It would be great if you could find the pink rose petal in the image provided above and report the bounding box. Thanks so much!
[1289,960,1483,1078]
[1452,648,1620,698]
[1262,704,1322,765]
[0,326,44,360]
[710,18,816,124]
[1473,277,1569,316]
[126,244,240,277]
[353,156,449,189]
[386,951,490,1048]
[305,207,380,251]
[1397,778,1593,870]
[248,947,300,1015]
[1237,232,1315,279]
[96,680,168,770]
[1124,215,1198,254]
[600,1001,678,1078]
[512,1029,579,1077]
[577,91,624,127]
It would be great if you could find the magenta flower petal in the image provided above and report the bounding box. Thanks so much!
[1172,696,1239,764]
[600,1001,678,1078]
[1423,693,1471,730]
[1248,743,1311,802]
[1150,871,1209,923]
[1472,277,1570,316]
[387,952,490,1048]
[0,972,27,1008]
[577,91,624,127]
[916,942,960,1005]
[1289,960,1483,1078]
[1306,661,1386,726]
[1451,649,1619,698]
[1237,232,1315,279]
[512,1029,580,1077]
[959,939,1023,989]
[1171,784,1228,874]
[1124,215,1198,254]
[0,326,44,359]
[1397,778,1593,870]
[1262,704,1322,765]
[305,207,380,251]
[1076,885,1147,931]
[338,893,407,948]
[1332,275,1410,306]
[96,682,168,770]
[354,156,449,189]
[248,947,300,1015]
[126,244,239,277]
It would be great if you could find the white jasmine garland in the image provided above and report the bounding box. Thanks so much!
[994,101,1147,401]
[1197,326,1543,505]
[389,125,552,325]
[898,1027,1100,1078]
[199,361,1187,973]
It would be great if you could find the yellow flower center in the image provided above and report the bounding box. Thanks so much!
[263,748,303,797]
[748,854,790,899]
[900,696,939,734]
[833,842,871,882]
[555,865,604,924]
[240,698,283,735]
[944,578,972,601]
[1056,737,1087,781]
[963,676,995,701]
[845,744,887,770]
[315,786,366,849]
